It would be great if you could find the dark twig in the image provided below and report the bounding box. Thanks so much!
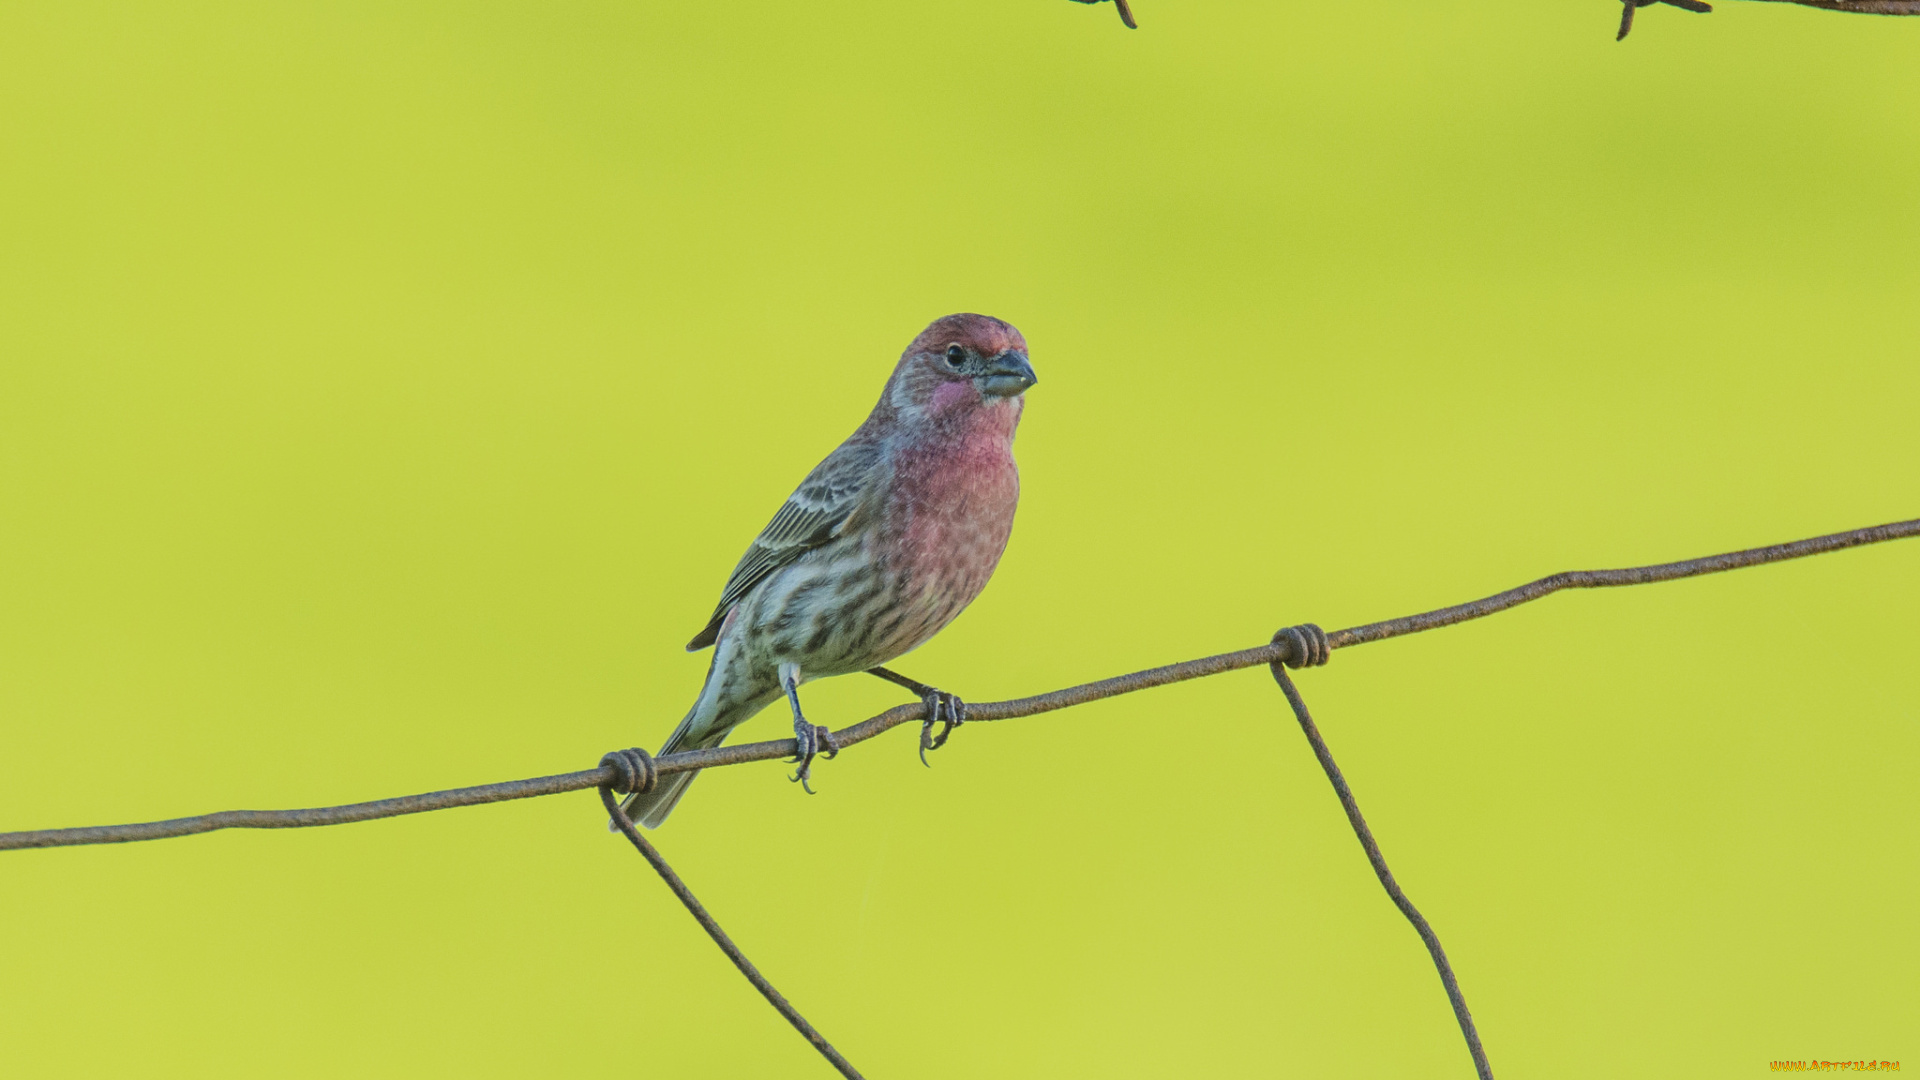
[1617,0,1917,39]
[2,517,1914,852]
[1062,0,1915,40]
[1270,659,1493,1080]
[1067,0,1137,29]
[599,783,863,1079]
[1617,0,1712,40]
[1732,0,1920,10]
[1757,0,1920,8]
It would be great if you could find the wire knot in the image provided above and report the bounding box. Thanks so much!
[600,747,658,796]
[1273,623,1331,669]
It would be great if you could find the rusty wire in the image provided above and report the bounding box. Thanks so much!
[3,516,1917,1077]
[6,516,1912,853]
[1271,640,1493,1079]
[598,772,864,1079]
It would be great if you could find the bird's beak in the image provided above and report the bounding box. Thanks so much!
[979,351,1037,398]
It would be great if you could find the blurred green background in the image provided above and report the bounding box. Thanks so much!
[2,0,1915,1075]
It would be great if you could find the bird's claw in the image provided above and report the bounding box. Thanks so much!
[917,691,967,767]
[863,668,966,768]
[789,723,838,793]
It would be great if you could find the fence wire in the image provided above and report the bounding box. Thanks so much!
[5,517,1916,1077]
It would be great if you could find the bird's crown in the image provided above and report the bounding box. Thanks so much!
[906,313,1027,360]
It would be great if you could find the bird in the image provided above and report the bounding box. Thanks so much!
[618,313,1038,829]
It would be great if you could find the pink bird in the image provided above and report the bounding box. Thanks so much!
[620,313,1037,828]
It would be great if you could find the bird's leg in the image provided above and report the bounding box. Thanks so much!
[867,666,967,767]
[781,662,837,794]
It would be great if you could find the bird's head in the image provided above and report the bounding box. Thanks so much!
[887,313,1036,423]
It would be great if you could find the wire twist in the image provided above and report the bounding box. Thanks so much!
[600,747,658,796]
[1274,623,1332,669]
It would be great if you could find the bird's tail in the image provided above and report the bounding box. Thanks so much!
[614,719,726,830]
[612,680,779,830]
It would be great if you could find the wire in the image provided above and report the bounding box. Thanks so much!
[4,515,1916,1078]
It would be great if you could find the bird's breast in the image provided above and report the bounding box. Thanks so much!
[888,427,1020,614]
[739,412,1024,676]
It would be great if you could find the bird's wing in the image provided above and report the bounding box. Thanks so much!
[686,438,885,650]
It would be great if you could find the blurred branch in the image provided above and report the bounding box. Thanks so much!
[1620,0,1920,38]
[1066,0,1920,39]
[1068,0,1137,29]
[4,516,1914,852]
[1747,0,1920,12]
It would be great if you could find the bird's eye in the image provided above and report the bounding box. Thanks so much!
[944,344,966,367]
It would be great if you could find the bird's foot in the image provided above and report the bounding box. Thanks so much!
[789,722,839,794]
[917,690,967,767]
[865,667,968,768]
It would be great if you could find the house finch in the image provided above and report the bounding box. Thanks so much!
[619,313,1038,829]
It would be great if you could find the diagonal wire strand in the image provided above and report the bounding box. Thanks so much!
[1271,662,1493,1080]
[598,784,864,1079]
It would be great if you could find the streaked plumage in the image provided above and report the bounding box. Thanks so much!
[621,313,1036,828]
